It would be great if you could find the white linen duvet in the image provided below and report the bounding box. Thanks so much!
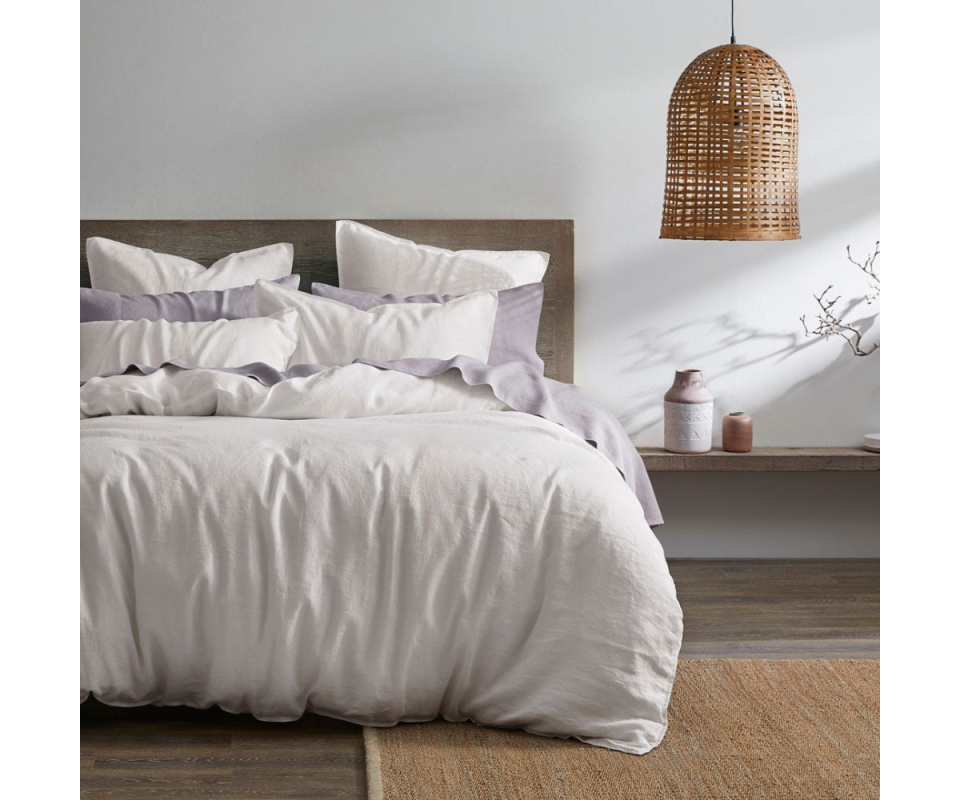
[80,365,682,754]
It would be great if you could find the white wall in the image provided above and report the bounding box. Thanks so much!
[81,0,880,557]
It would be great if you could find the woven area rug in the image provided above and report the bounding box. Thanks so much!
[364,660,879,800]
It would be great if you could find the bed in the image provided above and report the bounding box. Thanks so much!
[80,220,682,755]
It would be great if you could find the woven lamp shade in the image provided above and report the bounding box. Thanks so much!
[660,44,799,241]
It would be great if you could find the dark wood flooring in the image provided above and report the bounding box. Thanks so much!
[80,559,880,799]
[675,559,880,659]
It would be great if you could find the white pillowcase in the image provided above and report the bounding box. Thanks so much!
[336,221,549,295]
[254,279,498,367]
[80,308,300,381]
[87,237,294,295]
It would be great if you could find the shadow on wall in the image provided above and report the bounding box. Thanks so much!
[621,308,879,446]
[621,313,812,439]
[754,311,879,444]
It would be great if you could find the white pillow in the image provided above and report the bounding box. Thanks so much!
[87,237,294,295]
[80,308,300,381]
[254,279,498,367]
[335,221,549,295]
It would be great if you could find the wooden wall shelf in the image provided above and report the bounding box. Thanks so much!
[636,447,880,473]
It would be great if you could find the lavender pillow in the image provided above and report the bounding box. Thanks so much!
[311,282,545,372]
[81,275,301,323]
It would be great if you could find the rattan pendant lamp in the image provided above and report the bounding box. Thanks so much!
[660,1,799,241]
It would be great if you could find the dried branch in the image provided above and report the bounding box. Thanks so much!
[801,242,880,357]
[847,241,880,303]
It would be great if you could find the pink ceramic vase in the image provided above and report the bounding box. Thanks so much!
[722,412,753,453]
[663,370,713,454]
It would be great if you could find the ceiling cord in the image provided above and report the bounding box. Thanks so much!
[730,0,737,44]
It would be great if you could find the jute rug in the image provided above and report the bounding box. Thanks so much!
[364,660,879,800]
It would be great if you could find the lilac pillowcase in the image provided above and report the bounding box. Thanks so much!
[80,275,301,322]
[311,282,545,372]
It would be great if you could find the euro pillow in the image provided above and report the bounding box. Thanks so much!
[80,275,301,323]
[255,279,498,367]
[311,282,545,373]
[80,308,300,382]
[87,237,294,295]
[336,220,549,295]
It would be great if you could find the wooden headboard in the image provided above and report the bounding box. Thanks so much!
[80,220,574,383]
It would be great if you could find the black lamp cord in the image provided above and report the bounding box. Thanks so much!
[730,0,737,44]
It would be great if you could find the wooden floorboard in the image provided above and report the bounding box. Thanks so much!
[673,559,880,658]
[81,558,880,799]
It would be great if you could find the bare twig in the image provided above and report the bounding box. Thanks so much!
[847,241,880,303]
[801,243,880,357]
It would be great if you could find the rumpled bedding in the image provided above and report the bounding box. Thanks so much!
[81,359,681,754]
